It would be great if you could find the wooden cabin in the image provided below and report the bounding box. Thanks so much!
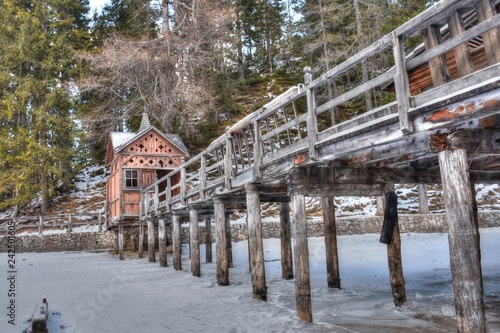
[105,114,189,223]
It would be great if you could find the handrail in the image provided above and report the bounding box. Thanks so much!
[140,0,500,217]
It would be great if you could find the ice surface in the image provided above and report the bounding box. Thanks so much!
[2,228,499,333]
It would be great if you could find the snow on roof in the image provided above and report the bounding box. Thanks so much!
[110,131,136,152]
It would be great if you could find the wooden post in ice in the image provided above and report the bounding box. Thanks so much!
[291,194,312,322]
[245,183,267,301]
[225,212,233,268]
[159,218,168,267]
[279,202,293,280]
[138,224,144,259]
[190,209,201,277]
[31,298,48,333]
[205,217,212,263]
[322,197,341,289]
[147,218,156,263]
[439,149,486,333]
[380,184,407,307]
[172,214,182,271]
[118,225,125,260]
[214,199,229,285]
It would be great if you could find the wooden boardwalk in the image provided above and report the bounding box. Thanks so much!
[133,0,500,331]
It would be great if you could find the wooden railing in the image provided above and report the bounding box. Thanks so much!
[0,212,107,235]
[141,0,500,217]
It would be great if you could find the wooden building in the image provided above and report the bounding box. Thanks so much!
[105,113,189,223]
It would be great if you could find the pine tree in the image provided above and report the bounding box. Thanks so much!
[0,0,91,213]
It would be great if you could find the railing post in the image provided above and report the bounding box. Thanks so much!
[154,183,159,216]
[304,66,318,161]
[392,32,414,134]
[200,154,207,199]
[166,176,172,210]
[38,216,43,235]
[224,132,233,190]
[252,120,262,179]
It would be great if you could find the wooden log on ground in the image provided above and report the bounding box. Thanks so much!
[291,194,313,322]
[31,298,48,333]
[245,183,267,301]
[380,186,407,307]
[147,219,156,263]
[279,202,293,280]
[172,214,182,271]
[205,217,212,263]
[439,149,486,333]
[322,197,341,289]
[118,225,124,261]
[190,209,201,277]
[215,200,229,285]
[138,224,144,259]
[159,218,168,267]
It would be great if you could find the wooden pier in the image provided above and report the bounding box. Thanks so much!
[135,1,500,331]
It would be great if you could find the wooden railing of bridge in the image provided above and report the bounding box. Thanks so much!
[141,0,500,218]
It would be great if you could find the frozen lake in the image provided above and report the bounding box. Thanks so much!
[2,228,500,333]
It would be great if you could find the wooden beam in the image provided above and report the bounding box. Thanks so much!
[215,200,229,286]
[448,129,500,155]
[159,218,167,267]
[205,217,212,263]
[147,219,155,263]
[245,183,267,301]
[322,197,341,289]
[190,209,201,277]
[279,202,293,280]
[172,214,182,271]
[439,149,486,333]
[291,194,313,322]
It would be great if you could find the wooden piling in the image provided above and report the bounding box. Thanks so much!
[147,219,156,263]
[138,224,144,259]
[291,194,312,322]
[322,197,341,289]
[439,149,486,333]
[226,212,233,268]
[418,184,430,214]
[190,209,201,277]
[279,202,293,280]
[159,218,168,267]
[245,183,267,301]
[118,225,124,260]
[205,217,212,263]
[215,200,229,285]
[172,214,182,271]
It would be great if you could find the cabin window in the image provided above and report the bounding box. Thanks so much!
[125,170,139,188]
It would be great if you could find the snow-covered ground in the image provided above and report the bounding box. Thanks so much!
[2,228,500,333]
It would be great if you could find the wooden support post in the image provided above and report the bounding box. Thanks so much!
[138,224,144,259]
[225,212,233,268]
[291,194,312,322]
[113,229,119,255]
[172,215,182,271]
[118,225,124,261]
[245,183,267,301]
[67,214,72,233]
[98,212,102,232]
[38,216,43,235]
[322,197,341,289]
[418,184,430,214]
[476,0,500,65]
[147,219,156,263]
[380,186,407,307]
[205,217,212,263]
[215,199,229,285]
[190,209,201,277]
[376,196,385,216]
[159,218,168,267]
[439,149,486,333]
[279,202,293,280]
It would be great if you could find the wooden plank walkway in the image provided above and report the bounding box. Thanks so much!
[135,1,500,332]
